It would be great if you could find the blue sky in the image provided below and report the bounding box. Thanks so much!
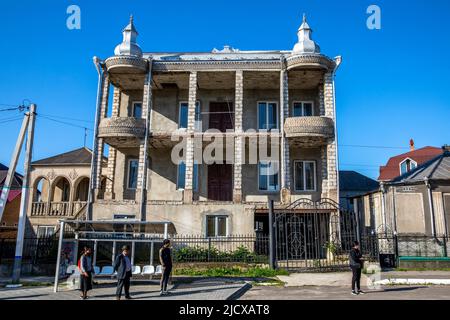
[1,0,449,179]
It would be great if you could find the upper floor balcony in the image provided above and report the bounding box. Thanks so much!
[98,117,146,148]
[284,116,334,147]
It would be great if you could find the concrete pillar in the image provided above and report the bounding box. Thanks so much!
[94,73,110,198]
[184,71,197,204]
[323,71,338,202]
[104,87,121,200]
[137,66,153,220]
[280,69,290,204]
[233,70,243,203]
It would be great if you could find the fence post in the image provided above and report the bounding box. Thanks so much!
[394,233,399,268]
[207,238,211,262]
[443,237,448,258]
[268,200,275,269]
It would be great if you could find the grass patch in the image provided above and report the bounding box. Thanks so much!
[173,265,289,277]
[251,278,286,287]
[395,268,450,272]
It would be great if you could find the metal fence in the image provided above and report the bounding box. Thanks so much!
[0,237,59,266]
[397,236,449,258]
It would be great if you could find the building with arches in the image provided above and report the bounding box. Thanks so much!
[26,147,106,237]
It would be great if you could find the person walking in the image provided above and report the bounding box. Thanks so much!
[114,245,133,300]
[349,241,365,295]
[159,239,172,296]
[79,246,94,300]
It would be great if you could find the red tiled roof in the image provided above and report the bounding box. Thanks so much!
[378,146,442,181]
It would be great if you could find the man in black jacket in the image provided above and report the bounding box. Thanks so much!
[349,241,365,295]
[114,245,132,300]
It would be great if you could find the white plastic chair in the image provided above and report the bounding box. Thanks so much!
[132,265,141,276]
[141,265,155,278]
[98,266,114,276]
[155,265,163,275]
[66,265,78,275]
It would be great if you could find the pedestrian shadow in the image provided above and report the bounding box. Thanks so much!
[362,286,427,295]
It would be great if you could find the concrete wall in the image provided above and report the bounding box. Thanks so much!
[93,202,255,235]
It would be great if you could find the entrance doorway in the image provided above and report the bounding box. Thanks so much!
[207,164,232,201]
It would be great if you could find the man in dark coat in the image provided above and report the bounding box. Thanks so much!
[114,245,132,300]
[349,241,365,295]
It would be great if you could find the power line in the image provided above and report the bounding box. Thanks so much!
[39,113,93,124]
[339,144,409,150]
[38,115,94,131]
[0,116,23,124]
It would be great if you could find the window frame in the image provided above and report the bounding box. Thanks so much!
[131,101,143,118]
[294,160,317,192]
[292,101,315,117]
[178,101,201,130]
[257,101,279,131]
[36,225,55,238]
[206,215,229,238]
[399,157,418,175]
[258,160,280,192]
[126,158,139,190]
[176,161,199,191]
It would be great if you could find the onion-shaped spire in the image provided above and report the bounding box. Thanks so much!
[292,14,320,54]
[114,15,143,57]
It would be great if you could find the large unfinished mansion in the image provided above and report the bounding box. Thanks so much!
[29,15,341,237]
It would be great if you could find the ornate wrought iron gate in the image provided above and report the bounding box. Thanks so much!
[273,199,386,271]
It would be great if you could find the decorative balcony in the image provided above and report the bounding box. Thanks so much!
[284,116,335,147]
[98,117,146,148]
[31,201,87,217]
[105,56,147,74]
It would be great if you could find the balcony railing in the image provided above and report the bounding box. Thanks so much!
[284,116,334,146]
[31,201,87,217]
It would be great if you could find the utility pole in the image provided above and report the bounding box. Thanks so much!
[12,104,36,283]
[0,115,30,222]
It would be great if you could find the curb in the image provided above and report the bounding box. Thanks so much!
[375,278,450,285]
[226,282,252,300]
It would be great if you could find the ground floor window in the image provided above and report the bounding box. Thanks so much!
[206,215,228,237]
[36,226,55,238]
[127,159,139,189]
[177,161,199,191]
[294,160,316,191]
[258,161,279,191]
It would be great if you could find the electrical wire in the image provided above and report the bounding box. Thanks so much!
[38,113,93,124]
[38,114,94,131]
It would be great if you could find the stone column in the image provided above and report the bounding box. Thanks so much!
[280,69,291,204]
[137,63,153,220]
[184,71,197,203]
[94,73,110,198]
[104,87,121,200]
[323,71,338,202]
[233,70,243,203]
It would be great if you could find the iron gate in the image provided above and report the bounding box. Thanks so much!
[273,199,390,271]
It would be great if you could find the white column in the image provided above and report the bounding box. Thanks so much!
[280,69,290,204]
[233,70,243,203]
[184,71,197,203]
[323,71,338,202]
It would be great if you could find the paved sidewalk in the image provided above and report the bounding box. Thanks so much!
[240,285,450,300]
[0,278,249,300]
[277,271,450,287]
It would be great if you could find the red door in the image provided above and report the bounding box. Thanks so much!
[207,164,232,201]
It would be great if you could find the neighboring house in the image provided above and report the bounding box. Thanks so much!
[378,142,442,181]
[75,15,342,236]
[26,147,107,237]
[339,170,379,211]
[353,146,450,236]
[0,163,22,238]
